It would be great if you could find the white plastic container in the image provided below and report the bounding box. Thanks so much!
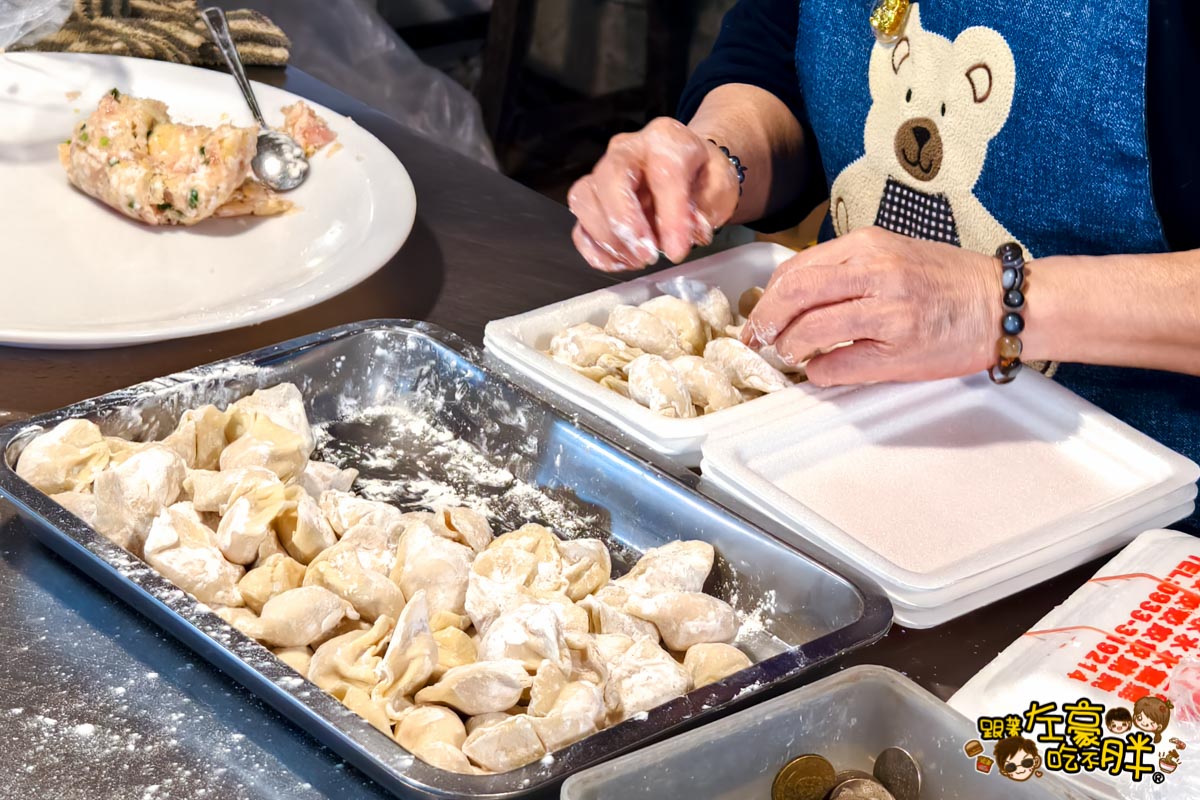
[701,370,1200,627]
[484,242,874,466]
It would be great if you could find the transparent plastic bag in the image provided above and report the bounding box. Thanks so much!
[0,0,73,49]
[216,0,497,169]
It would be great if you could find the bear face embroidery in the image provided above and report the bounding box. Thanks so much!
[831,4,1028,256]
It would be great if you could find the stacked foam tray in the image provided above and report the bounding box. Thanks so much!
[485,243,1200,628]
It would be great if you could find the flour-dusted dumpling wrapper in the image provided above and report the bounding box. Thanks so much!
[579,589,660,642]
[669,355,744,414]
[144,502,244,607]
[604,305,687,359]
[626,354,696,419]
[178,404,233,470]
[531,680,607,752]
[432,626,477,679]
[414,659,532,716]
[298,460,358,500]
[275,485,338,564]
[695,285,734,332]
[703,338,791,393]
[394,705,478,773]
[220,415,309,483]
[435,506,494,554]
[309,513,408,577]
[683,642,752,687]
[104,437,155,467]
[184,466,278,513]
[557,538,611,601]
[329,681,393,734]
[230,383,315,454]
[528,660,569,717]
[304,547,405,623]
[216,474,289,565]
[308,614,391,693]
[273,646,313,676]
[17,419,110,495]
[461,714,546,773]
[639,295,708,356]
[620,540,715,595]
[548,322,642,378]
[625,591,738,651]
[373,590,437,713]
[160,418,198,468]
[477,602,571,675]
[239,553,306,614]
[608,638,692,721]
[219,585,359,648]
[94,444,187,555]
[319,490,407,536]
[51,491,98,528]
[391,522,473,619]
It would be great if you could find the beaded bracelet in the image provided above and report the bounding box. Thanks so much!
[989,242,1026,384]
[707,139,746,196]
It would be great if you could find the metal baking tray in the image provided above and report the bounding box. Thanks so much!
[0,320,892,799]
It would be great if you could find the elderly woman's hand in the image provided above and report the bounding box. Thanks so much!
[744,227,1002,386]
[567,117,741,272]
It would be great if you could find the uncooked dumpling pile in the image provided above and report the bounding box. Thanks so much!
[547,285,805,418]
[17,383,754,775]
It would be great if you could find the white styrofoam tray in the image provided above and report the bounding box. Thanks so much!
[700,370,1200,622]
[483,243,892,466]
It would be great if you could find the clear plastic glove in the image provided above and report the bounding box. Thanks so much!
[743,226,1000,386]
[568,117,740,272]
[0,0,72,49]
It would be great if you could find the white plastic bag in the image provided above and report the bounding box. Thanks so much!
[216,0,497,169]
[0,0,72,50]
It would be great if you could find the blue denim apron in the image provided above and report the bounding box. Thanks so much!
[793,0,1200,522]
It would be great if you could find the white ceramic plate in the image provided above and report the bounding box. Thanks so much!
[0,53,416,348]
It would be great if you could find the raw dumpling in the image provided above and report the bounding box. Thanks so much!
[373,590,437,713]
[298,460,359,500]
[624,591,738,651]
[51,491,98,528]
[414,659,532,716]
[461,714,546,773]
[143,502,244,607]
[683,642,752,687]
[608,638,691,721]
[217,585,358,648]
[625,354,696,418]
[273,646,313,675]
[604,305,686,359]
[329,682,393,734]
[669,356,744,414]
[220,414,309,483]
[183,467,277,513]
[391,522,473,618]
[304,546,405,623]
[215,474,288,565]
[638,295,707,356]
[530,680,607,752]
[528,661,570,717]
[94,445,187,554]
[312,516,404,577]
[579,588,660,642]
[238,553,306,614]
[17,419,110,494]
[230,383,315,454]
[435,507,494,554]
[695,286,734,332]
[548,323,641,380]
[274,485,338,564]
[319,490,405,535]
[703,338,791,393]
[597,375,630,398]
[432,626,477,679]
[621,540,715,594]
[477,602,571,674]
[175,405,232,470]
[308,614,391,693]
[394,706,474,774]
[558,538,611,601]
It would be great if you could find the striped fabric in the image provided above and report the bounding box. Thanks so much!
[13,0,290,66]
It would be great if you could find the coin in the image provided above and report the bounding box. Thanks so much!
[872,747,921,800]
[772,754,838,800]
[830,778,896,800]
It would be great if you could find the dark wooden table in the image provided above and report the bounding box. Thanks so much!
[0,68,1124,797]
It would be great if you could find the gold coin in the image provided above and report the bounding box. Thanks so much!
[772,754,837,800]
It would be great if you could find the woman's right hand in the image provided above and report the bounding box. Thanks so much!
[567,117,742,272]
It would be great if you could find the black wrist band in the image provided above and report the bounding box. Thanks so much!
[989,242,1026,385]
[707,139,746,196]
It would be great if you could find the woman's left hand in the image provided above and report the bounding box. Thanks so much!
[744,226,1002,386]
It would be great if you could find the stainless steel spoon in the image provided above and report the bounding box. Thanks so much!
[199,6,308,191]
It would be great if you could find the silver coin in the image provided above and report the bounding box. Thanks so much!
[873,747,921,800]
[824,771,876,800]
[830,778,896,800]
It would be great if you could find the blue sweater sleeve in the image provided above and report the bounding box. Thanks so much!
[676,0,827,233]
